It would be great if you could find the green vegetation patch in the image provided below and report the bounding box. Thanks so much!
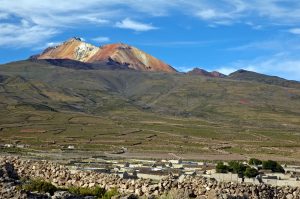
[22,179,57,195]
[21,179,119,198]
[68,186,106,197]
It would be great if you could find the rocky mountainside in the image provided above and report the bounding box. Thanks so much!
[1,60,300,123]
[229,69,300,89]
[1,59,300,161]
[32,37,176,73]
[187,68,226,78]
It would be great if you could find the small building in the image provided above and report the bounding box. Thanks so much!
[152,161,166,168]
[67,145,75,149]
[173,164,184,169]
[16,144,29,148]
[169,159,183,164]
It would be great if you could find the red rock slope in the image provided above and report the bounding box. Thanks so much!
[35,38,176,73]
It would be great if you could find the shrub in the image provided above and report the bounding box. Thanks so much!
[248,158,262,165]
[228,161,246,176]
[275,164,285,173]
[244,167,259,178]
[101,188,119,199]
[262,160,285,173]
[216,162,229,173]
[68,186,106,198]
[23,179,57,195]
[216,161,258,178]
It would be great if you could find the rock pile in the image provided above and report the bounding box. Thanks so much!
[0,159,99,199]
[1,156,300,199]
[0,161,26,198]
[0,161,52,198]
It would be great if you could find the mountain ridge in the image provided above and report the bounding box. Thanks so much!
[1,60,300,160]
[187,68,226,78]
[229,69,300,88]
[27,37,299,86]
[31,37,176,73]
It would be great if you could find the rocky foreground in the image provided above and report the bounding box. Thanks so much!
[1,156,300,199]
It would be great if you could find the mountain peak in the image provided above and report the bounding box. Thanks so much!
[68,37,84,42]
[235,69,249,74]
[187,68,226,78]
[32,38,176,73]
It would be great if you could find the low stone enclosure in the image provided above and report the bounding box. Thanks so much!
[1,155,300,199]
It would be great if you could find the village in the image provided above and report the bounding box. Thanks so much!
[2,142,300,188]
[67,156,300,187]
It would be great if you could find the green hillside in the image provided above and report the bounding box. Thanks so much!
[1,60,300,161]
[229,69,300,89]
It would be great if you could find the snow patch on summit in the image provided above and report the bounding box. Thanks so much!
[75,43,99,62]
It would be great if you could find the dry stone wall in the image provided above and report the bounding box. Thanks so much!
[1,156,300,199]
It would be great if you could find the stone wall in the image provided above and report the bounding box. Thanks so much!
[1,156,300,199]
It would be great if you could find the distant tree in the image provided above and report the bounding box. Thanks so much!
[216,162,229,173]
[262,160,285,173]
[244,167,259,178]
[216,161,260,179]
[249,158,262,165]
[228,161,246,177]
[275,163,285,173]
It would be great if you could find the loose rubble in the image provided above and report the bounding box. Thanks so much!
[1,156,300,199]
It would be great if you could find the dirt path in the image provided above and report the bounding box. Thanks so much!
[111,151,246,161]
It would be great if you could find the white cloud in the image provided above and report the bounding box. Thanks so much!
[2,1,300,28]
[0,1,115,27]
[115,18,157,31]
[33,41,62,51]
[216,53,300,81]
[197,9,219,20]
[0,0,116,47]
[227,38,300,51]
[288,28,300,35]
[134,40,218,47]
[79,16,109,24]
[184,0,300,26]
[92,36,110,43]
[0,13,9,19]
[0,22,57,47]
[227,40,283,51]
[45,42,61,48]
[1,0,300,47]
[0,0,163,47]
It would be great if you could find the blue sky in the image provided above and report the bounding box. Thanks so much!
[1,0,300,80]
